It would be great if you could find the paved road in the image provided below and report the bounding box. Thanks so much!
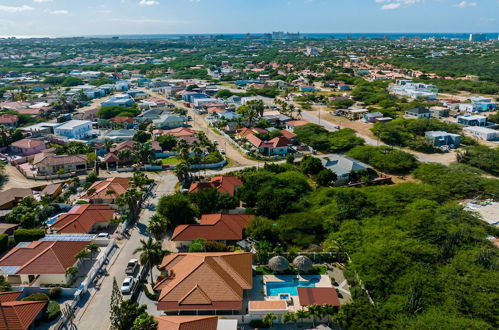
[74,172,177,330]
[141,88,258,167]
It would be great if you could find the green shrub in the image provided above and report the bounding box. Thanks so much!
[0,234,8,254]
[48,287,62,299]
[22,293,49,301]
[13,228,45,243]
[45,301,61,321]
[141,284,158,300]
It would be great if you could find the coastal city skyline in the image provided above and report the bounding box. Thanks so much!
[0,0,498,37]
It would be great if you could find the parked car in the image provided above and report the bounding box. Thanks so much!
[219,149,225,155]
[96,233,109,239]
[125,259,139,276]
[121,276,136,295]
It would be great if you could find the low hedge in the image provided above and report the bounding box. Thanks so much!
[0,234,8,254]
[14,229,45,244]
[141,284,158,301]
[22,293,49,301]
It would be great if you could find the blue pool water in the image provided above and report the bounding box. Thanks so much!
[266,279,319,296]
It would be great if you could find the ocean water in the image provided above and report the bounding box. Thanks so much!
[89,33,499,40]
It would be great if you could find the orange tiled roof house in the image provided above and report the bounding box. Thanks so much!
[0,240,89,286]
[154,252,253,313]
[80,177,130,204]
[171,214,253,249]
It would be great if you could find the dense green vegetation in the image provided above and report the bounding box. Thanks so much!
[347,145,419,174]
[372,118,467,152]
[386,53,499,83]
[97,105,140,119]
[457,145,499,176]
[294,124,364,153]
[240,161,499,329]
[417,78,499,96]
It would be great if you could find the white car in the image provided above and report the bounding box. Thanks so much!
[96,233,109,239]
[121,276,136,295]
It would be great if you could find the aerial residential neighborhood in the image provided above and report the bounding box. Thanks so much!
[0,1,497,329]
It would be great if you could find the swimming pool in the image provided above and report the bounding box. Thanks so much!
[266,278,319,296]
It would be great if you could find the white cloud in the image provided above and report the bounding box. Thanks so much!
[382,3,401,10]
[32,0,53,3]
[375,0,422,10]
[139,0,160,5]
[0,5,34,13]
[48,10,69,15]
[454,1,477,8]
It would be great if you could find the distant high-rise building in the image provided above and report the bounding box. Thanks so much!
[286,32,302,40]
[469,33,487,42]
[272,31,284,40]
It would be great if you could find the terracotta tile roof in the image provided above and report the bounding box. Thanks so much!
[245,134,263,148]
[157,127,197,137]
[286,120,309,127]
[103,152,120,163]
[155,252,253,311]
[0,115,18,124]
[33,153,87,167]
[110,116,136,123]
[81,177,130,201]
[0,291,21,303]
[281,129,297,139]
[189,176,243,197]
[52,204,115,234]
[150,141,162,152]
[10,139,44,149]
[236,128,253,137]
[268,136,291,148]
[155,315,218,330]
[110,140,137,153]
[0,102,29,110]
[0,300,47,330]
[172,214,253,242]
[248,300,287,311]
[298,287,340,307]
[16,108,43,116]
[0,240,89,275]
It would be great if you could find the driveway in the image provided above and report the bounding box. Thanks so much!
[73,172,177,330]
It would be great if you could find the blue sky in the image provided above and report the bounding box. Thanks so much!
[0,0,497,37]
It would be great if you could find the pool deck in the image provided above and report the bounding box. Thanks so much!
[247,275,333,312]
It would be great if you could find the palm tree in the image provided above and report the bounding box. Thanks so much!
[75,249,89,263]
[295,309,309,328]
[174,161,191,185]
[86,188,97,199]
[148,214,169,240]
[321,304,339,326]
[87,243,99,261]
[131,171,150,190]
[104,139,114,152]
[133,238,163,284]
[308,304,323,327]
[105,188,117,199]
[263,313,276,328]
[116,188,143,221]
[65,266,78,279]
[282,311,296,325]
